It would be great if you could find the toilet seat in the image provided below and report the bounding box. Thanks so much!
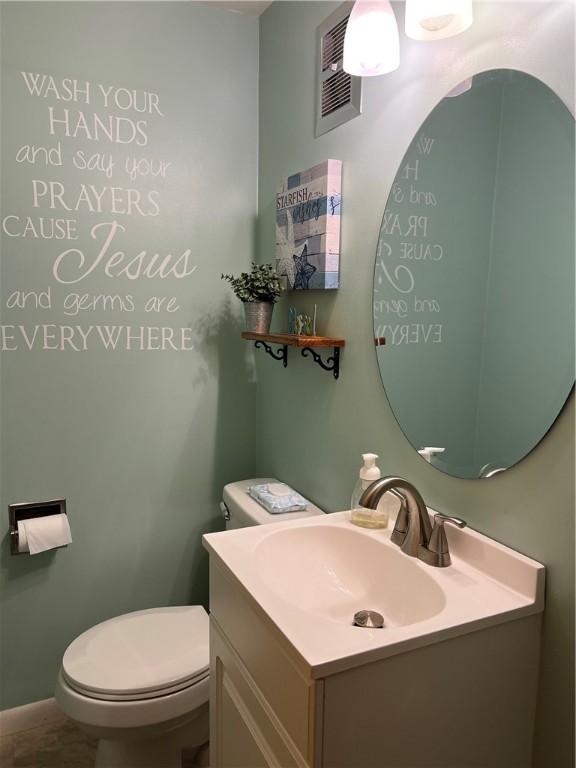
[56,669,210,731]
[64,667,210,701]
[62,606,209,702]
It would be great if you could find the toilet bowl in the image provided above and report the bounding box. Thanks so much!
[55,480,324,767]
[55,606,210,768]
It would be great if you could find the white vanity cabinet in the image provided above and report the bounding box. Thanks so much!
[209,560,322,768]
[208,556,541,768]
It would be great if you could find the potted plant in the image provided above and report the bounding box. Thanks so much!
[221,263,282,334]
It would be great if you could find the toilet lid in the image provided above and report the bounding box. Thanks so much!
[62,606,209,700]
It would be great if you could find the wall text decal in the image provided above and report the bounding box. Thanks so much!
[2,72,199,351]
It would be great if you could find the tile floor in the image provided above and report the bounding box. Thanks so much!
[0,718,97,768]
[0,717,208,767]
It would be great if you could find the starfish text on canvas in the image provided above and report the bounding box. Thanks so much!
[275,159,342,290]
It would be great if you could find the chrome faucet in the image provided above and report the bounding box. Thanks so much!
[359,476,466,567]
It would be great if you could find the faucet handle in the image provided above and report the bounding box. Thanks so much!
[419,513,467,568]
[434,513,467,530]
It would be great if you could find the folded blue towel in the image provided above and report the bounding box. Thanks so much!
[249,483,308,514]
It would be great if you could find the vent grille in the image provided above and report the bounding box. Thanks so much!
[316,2,362,137]
[322,70,352,117]
[321,15,348,72]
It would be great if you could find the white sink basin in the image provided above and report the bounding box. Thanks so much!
[255,525,446,626]
[204,510,544,678]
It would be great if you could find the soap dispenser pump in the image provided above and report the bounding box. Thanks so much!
[350,453,388,529]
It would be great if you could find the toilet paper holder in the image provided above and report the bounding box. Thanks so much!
[8,498,67,555]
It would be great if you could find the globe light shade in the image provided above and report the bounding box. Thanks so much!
[405,0,473,41]
[343,0,400,77]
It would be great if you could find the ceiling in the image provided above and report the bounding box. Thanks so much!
[204,1,273,15]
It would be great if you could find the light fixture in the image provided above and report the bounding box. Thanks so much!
[405,0,473,41]
[343,0,400,77]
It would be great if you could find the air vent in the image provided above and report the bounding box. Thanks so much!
[322,14,348,71]
[316,2,362,137]
[322,70,352,117]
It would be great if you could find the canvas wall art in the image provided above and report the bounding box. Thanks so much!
[275,159,342,290]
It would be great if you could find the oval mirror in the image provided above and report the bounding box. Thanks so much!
[373,70,574,479]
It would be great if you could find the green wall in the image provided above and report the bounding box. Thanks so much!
[256,3,574,766]
[0,1,258,709]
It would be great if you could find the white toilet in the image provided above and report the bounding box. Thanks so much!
[55,479,323,768]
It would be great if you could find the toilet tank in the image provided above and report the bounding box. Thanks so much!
[221,479,324,529]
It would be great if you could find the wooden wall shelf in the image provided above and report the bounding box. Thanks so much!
[241,333,345,379]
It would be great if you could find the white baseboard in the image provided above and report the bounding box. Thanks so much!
[0,697,67,738]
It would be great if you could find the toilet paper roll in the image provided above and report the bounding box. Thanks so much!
[17,522,28,553]
[17,514,72,555]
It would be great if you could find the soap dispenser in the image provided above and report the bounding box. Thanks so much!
[350,453,388,529]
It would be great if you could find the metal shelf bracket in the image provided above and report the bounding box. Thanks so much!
[301,346,341,380]
[254,340,288,367]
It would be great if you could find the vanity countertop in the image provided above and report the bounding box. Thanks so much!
[203,510,545,679]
